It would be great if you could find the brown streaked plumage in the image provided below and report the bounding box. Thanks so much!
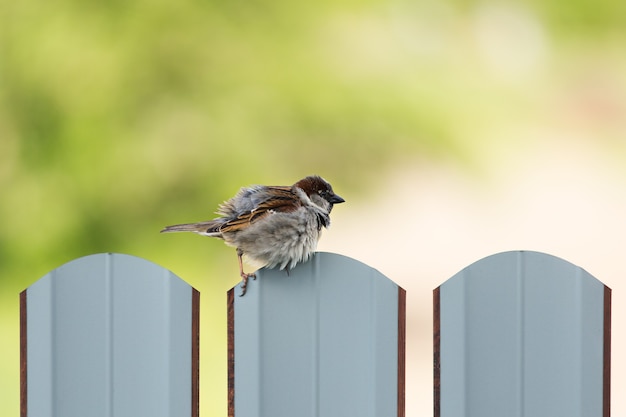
[161,176,344,295]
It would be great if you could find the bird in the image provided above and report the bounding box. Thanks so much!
[161,175,345,295]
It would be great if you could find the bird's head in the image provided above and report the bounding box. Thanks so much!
[294,175,345,212]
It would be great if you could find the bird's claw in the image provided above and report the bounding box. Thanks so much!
[239,272,257,296]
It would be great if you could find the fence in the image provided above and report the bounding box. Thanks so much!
[435,251,611,417]
[227,252,405,417]
[20,253,199,417]
[20,250,610,416]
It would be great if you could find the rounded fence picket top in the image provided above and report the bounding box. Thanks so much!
[434,250,611,417]
[20,253,200,417]
[228,251,406,417]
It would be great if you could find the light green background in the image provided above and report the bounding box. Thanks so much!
[2,0,625,415]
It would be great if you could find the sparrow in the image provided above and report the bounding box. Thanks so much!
[161,175,345,295]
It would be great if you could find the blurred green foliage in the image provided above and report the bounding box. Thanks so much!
[1,0,625,415]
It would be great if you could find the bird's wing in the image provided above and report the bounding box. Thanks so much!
[218,186,301,233]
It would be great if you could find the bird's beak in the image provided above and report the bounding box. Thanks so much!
[329,194,345,204]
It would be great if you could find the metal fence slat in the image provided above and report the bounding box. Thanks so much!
[435,251,611,417]
[229,252,406,417]
[21,253,199,417]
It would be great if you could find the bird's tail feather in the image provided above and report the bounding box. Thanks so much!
[160,221,223,236]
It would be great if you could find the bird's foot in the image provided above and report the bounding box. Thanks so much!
[239,272,257,296]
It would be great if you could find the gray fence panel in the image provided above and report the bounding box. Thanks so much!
[22,253,199,417]
[436,250,610,417]
[229,252,405,417]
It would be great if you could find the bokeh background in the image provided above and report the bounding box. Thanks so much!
[2,0,626,415]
